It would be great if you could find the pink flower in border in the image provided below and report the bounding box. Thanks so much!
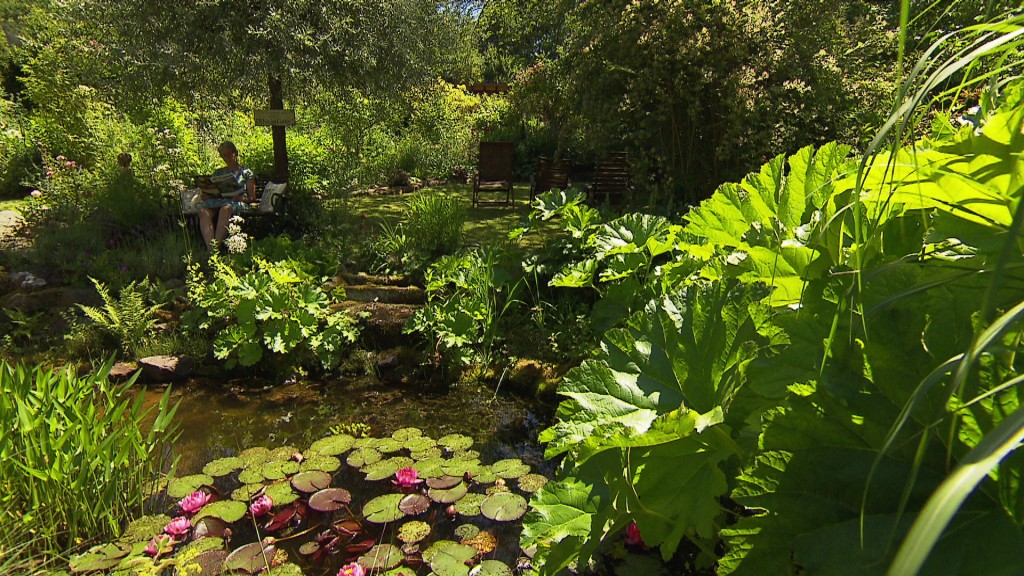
[178,490,211,515]
[337,563,366,576]
[163,516,191,537]
[392,467,422,489]
[249,494,273,517]
[145,533,173,557]
[625,520,645,549]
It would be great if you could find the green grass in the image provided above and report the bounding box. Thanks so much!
[0,197,27,213]
[345,183,561,251]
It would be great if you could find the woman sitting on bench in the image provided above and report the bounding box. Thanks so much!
[198,140,256,251]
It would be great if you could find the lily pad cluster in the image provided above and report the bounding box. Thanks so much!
[69,427,544,575]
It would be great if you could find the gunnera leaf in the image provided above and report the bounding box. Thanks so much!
[167,474,215,499]
[363,493,406,523]
[232,483,264,501]
[454,493,486,516]
[291,471,332,493]
[224,541,277,574]
[480,493,527,521]
[398,520,432,543]
[429,482,469,504]
[490,459,530,479]
[358,543,403,570]
[203,456,245,477]
[261,459,300,481]
[264,481,299,505]
[300,455,342,473]
[308,434,356,456]
[119,514,171,543]
[308,488,353,512]
[192,500,247,524]
[438,434,474,452]
[363,456,415,481]
[468,560,514,576]
[399,493,431,516]
[392,427,424,442]
[69,543,132,572]
[517,474,549,493]
[347,447,383,468]
[429,543,479,576]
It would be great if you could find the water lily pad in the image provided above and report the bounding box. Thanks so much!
[203,456,245,477]
[486,485,511,496]
[471,466,497,485]
[352,437,373,448]
[175,549,228,575]
[372,437,404,453]
[167,474,215,499]
[392,427,423,442]
[176,536,225,560]
[363,493,405,523]
[427,475,463,489]
[291,471,332,493]
[119,514,171,543]
[429,543,479,576]
[308,433,356,455]
[261,459,300,480]
[517,473,549,493]
[267,563,304,576]
[238,468,265,485]
[357,543,403,570]
[193,517,231,539]
[271,446,301,460]
[70,542,132,572]
[442,459,481,477]
[464,531,497,555]
[422,540,458,562]
[468,560,514,576]
[193,500,247,524]
[413,457,446,478]
[451,449,480,461]
[403,435,436,452]
[454,524,480,540]
[490,459,530,479]
[438,434,474,452]
[347,447,382,468]
[398,520,431,543]
[428,481,468,504]
[480,492,527,521]
[265,481,299,505]
[410,446,443,460]
[224,541,277,574]
[239,446,272,466]
[454,493,486,516]
[299,454,342,473]
[399,493,431,516]
[363,456,416,481]
[299,541,321,555]
[308,488,353,512]
[232,483,265,501]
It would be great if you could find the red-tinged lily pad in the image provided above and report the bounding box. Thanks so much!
[363,493,406,523]
[438,434,474,452]
[203,456,245,477]
[69,542,132,572]
[490,458,530,479]
[224,541,277,574]
[480,492,527,521]
[427,475,463,489]
[167,474,215,498]
[358,543,404,570]
[308,434,356,456]
[265,481,300,505]
[428,481,468,504]
[347,538,377,554]
[468,560,514,576]
[291,470,332,493]
[363,456,415,481]
[454,493,486,516]
[398,520,432,543]
[429,543,479,576]
[347,447,382,468]
[299,454,341,473]
[392,427,423,442]
[193,516,231,539]
[399,493,431,516]
[265,505,299,532]
[192,500,247,524]
[308,488,352,512]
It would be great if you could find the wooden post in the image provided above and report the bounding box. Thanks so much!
[269,75,289,182]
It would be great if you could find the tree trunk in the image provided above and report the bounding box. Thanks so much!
[269,75,289,182]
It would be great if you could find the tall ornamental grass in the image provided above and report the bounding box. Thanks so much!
[0,360,179,553]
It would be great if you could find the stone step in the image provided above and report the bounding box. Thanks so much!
[339,272,415,287]
[343,284,426,305]
[335,302,421,349]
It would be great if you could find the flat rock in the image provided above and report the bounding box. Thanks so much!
[0,210,23,238]
[138,355,194,382]
[343,285,425,305]
[338,272,415,287]
[109,362,140,382]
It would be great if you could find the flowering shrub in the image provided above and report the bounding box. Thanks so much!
[24,153,101,226]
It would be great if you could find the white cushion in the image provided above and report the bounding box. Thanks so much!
[180,188,202,215]
[259,182,287,213]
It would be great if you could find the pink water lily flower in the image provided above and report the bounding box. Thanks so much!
[338,562,366,576]
[163,516,191,537]
[392,467,422,489]
[178,490,211,515]
[249,494,274,517]
[144,534,173,557]
[625,520,646,549]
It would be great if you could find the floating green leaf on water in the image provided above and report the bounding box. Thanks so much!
[404,436,437,453]
[392,427,424,442]
[422,539,459,562]
[176,536,225,560]
[202,456,245,477]
[517,474,549,493]
[454,493,486,517]
[265,481,299,505]
[261,459,300,480]
[308,488,353,512]
[430,543,479,576]
[490,458,530,479]
[480,492,527,521]
[363,493,406,523]
[239,446,272,466]
[410,446,443,460]
[300,454,342,473]
[364,456,415,481]
[299,541,320,555]
[174,549,228,576]
[455,524,480,540]
[266,563,304,576]
[291,471,332,493]
[413,457,446,478]
[469,560,514,576]
[352,437,373,448]
[224,541,277,574]
[442,459,481,477]
[486,485,511,496]
[438,434,474,452]
[358,543,404,570]
[232,483,265,501]
[399,493,431,516]
[69,542,132,572]
[427,476,463,489]
[429,481,469,504]
[372,437,404,453]
[451,449,480,461]
[167,474,215,498]
[192,500,247,524]
[238,468,265,485]
[193,516,231,539]
[308,433,356,456]
[347,447,382,468]
[271,446,300,460]
[119,514,170,543]
[398,520,432,543]
[472,466,497,485]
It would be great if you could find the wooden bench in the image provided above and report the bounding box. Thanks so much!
[180,174,288,226]
[587,152,631,207]
[529,156,571,202]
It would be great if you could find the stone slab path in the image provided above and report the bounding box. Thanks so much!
[0,210,23,239]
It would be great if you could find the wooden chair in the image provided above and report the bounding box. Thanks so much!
[587,151,632,207]
[529,156,571,202]
[473,141,515,207]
